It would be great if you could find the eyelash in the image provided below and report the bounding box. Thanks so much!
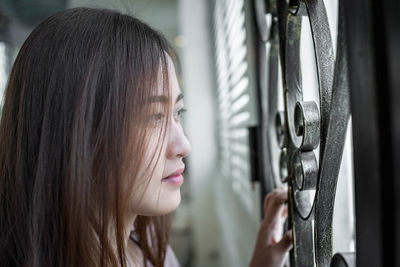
[174,108,187,120]
[150,108,187,125]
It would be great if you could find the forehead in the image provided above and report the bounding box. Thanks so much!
[154,54,181,101]
[167,57,181,98]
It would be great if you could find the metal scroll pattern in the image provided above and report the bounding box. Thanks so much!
[254,0,353,266]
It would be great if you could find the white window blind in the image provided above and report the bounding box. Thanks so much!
[213,0,257,211]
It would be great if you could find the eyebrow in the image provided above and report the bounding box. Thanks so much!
[146,93,184,104]
[146,95,168,103]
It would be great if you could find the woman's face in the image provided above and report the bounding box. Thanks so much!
[131,56,191,216]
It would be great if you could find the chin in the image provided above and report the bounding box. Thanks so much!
[159,189,182,214]
[137,189,181,216]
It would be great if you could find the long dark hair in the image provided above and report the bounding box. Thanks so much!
[0,7,175,267]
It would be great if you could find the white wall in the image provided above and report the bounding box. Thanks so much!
[177,1,262,267]
[177,1,221,266]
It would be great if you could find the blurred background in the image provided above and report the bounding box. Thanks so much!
[0,1,356,267]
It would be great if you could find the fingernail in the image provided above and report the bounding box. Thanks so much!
[280,186,288,192]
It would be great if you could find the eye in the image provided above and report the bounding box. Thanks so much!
[173,108,187,122]
[149,113,166,126]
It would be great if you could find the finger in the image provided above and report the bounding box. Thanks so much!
[271,206,288,244]
[263,188,287,214]
[273,230,293,254]
[260,190,288,246]
[263,189,288,225]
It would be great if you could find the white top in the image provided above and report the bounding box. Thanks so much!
[163,245,181,267]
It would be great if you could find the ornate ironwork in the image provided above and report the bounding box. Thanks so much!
[253,0,354,266]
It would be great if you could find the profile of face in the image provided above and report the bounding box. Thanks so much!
[131,56,191,216]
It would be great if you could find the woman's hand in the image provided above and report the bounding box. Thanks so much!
[249,187,293,267]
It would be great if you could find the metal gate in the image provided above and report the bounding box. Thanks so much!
[212,0,400,266]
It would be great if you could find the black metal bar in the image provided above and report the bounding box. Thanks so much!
[381,1,400,265]
[344,0,386,266]
[371,0,395,265]
[248,125,262,184]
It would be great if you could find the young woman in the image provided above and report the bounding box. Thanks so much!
[0,7,292,267]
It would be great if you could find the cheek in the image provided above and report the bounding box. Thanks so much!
[128,130,177,216]
[140,137,166,178]
[130,160,182,216]
[129,157,166,214]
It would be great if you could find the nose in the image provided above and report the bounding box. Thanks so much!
[166,121,191,159]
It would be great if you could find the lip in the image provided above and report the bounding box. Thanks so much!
[162,168,185,186]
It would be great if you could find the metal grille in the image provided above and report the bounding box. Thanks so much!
[212,0,400,265]
[253,0,356,266]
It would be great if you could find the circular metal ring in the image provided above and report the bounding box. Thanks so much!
[292,150,318,190]
[288,0,301,15]
[293,189,315,220]
[294,100,320,151]
[330,252,356,267]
